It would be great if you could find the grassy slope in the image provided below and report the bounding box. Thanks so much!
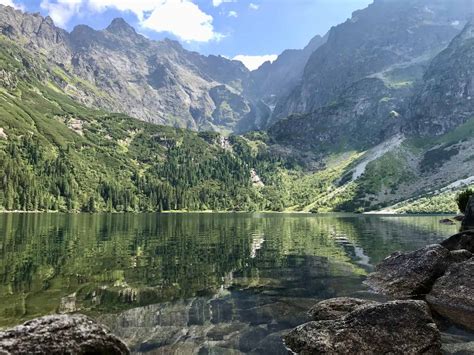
[0,34,470,213]
[0,38,284,212]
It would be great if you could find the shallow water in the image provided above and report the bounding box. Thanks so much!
[0,213,469,353]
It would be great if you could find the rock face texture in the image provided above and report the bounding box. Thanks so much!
[269,1,474,154]
[307,297,379,321]
[274,0,473,120]
[427,259,474,331]
[462,197,474,230]
[284,300,441,355]
[249,34,326,126]
[441,230,474,253]
[0,5,262,133]
[409,21,474,136]
[269,78,404,151]
[0,314,129,354]
[365,244,451,297]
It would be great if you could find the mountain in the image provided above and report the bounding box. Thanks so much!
[1,1,474,214]
[269,19,474,213]
[0,34,288,212]
[269,77,404,152]
[248,34,326,118]
[408,20,474,136]
[0,5,266,133]
[273,0,473,121]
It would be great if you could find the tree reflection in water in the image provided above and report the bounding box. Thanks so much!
[0,213,457,352]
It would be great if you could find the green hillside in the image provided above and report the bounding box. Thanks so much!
[0,38,286,212]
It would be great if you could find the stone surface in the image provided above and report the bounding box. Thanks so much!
[0,128,7,140]
[274,0,472,121]
[0,314,129,354]
[450,249,473,263]
[284,300,441,355]
[462,196,474,230]
[442,341,474,355]
[0,5,263,133]
[440,218,456,225]
[427,259,474,331]
[365,244,451,297]
[308,297,379,321]
[410,21,474,136]
[441,230,474,253]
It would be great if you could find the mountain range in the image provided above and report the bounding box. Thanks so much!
[0,0,473,213]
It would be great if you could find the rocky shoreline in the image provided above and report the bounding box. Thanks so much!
[0,314,129,354]
[284,228,474,354]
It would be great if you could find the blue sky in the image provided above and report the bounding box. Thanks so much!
[3,0,373,69]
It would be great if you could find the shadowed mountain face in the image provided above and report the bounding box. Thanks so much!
[269,19,474,152]
[273,0,473,121]
[408,21,474,136]
[248,34,327,124]
[0,6,264,133]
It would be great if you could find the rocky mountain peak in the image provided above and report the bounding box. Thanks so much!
[106,17,137,36]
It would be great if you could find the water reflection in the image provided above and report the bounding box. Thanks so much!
[0,213,459,353]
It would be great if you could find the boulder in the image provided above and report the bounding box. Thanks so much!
[449,249,472,263]
[0,314,130,354]
[284,300,441,355]
[441,231,474,253]
[462,196,474,230]
[308,297,379,321]
[365,244,450,297]
[426,259,474,331]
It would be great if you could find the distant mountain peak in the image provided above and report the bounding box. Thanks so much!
[106,18,136,35]
[456,19,474,41]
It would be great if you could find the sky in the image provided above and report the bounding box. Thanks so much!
[2,0,373,70]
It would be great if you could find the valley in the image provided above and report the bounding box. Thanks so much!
[0,0,473,214]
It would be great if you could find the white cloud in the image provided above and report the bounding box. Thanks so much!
[41,0,82,27]
[0,0,25,10]
[228,10,238,17]
[86,0,156,21]
[140,0,221,42]
[39,0,222,43]
[233,54,277,71]
[212,0,235,7]
[249,3,259,10]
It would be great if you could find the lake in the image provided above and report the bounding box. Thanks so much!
[0,213,466,353]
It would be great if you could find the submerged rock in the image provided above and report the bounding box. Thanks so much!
[441,230,474,253]
[365,244,450,297]
[284,300,441,355]
[440,218,456,225]
[0,314,130,354]
[308,297,379,321]
[427,259,474,331]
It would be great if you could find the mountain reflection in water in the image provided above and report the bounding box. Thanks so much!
[0,213,460,353]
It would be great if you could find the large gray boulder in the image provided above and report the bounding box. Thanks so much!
[441,230,474,253]
[308,297,379,321]
[365,244,451,298]
[427,259,474,331]
[462,196,474,230]
[0,314,129,354]
[284,300,441,355]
